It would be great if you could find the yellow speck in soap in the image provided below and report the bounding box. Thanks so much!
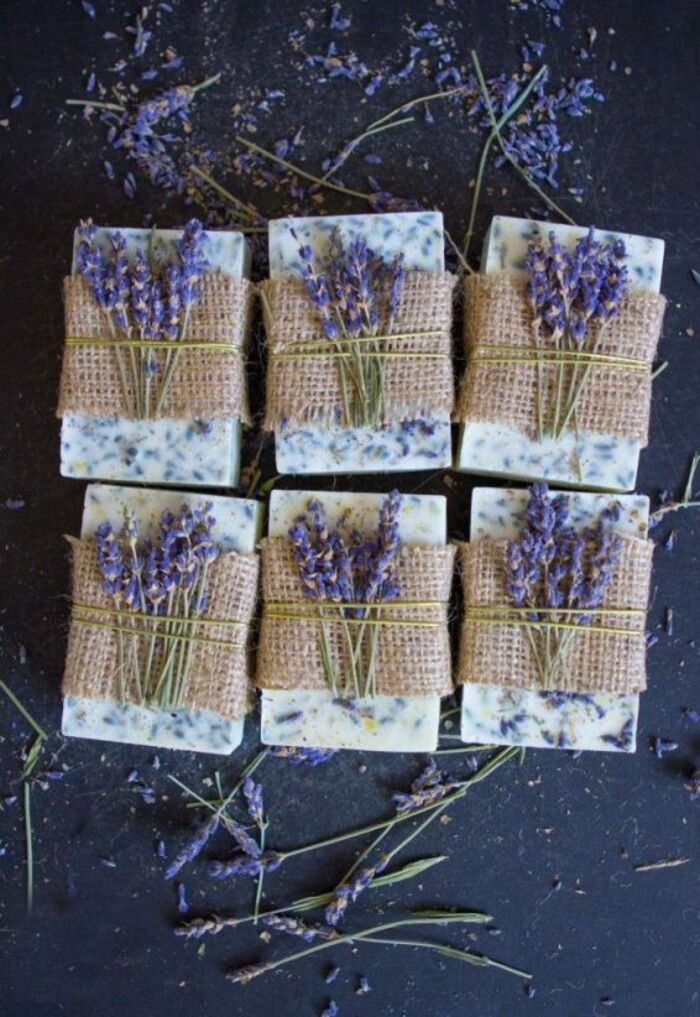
[362,717,378,733]
[73,461,88,475]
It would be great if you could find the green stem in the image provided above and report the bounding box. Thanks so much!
[0,679,47,742]
[319,116,415,183]
[254,821,267,925]
[360,935,531,980]
[189,165,262,224]
[470,51,577,228]
[235,135,372,202]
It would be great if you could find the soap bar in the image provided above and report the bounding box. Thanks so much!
[259,489,447,752]
[460,487,649,753]
[456,215,665,491]
[268,212,452,475]
[62,483,263,754]
[60,226,251,488]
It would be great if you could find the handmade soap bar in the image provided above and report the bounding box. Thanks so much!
[259,489,449,752]
[456,215,665,491]
[267,212,453,475]
[62,483,263,754]
[459,487,649,753]
[60,226,251,488]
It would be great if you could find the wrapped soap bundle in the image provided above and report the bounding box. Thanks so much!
[257,490,455,752]
[456,216,666,491]
[58,221,253,488]
[457,485,653,753]
[62,484,262,753]
[262,212,456,475]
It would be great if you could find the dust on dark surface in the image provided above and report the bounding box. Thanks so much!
[1,2,699,1015]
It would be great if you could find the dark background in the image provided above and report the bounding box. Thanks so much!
[1,1,698,1015]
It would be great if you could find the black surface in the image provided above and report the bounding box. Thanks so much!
[1,2,699,1015]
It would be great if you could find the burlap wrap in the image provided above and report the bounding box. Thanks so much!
[57,274,253,421]
[455,274,666,443]
[63,537,259,719]
[257,537,456,697]
[261,271,457,430]
[456,536,653,695]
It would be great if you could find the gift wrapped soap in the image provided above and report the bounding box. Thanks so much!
[58,221,252,488]
[263,212,455,475]
[62,483,262,754]
[457,485,653,753]
[258,489,455,752]
[455,216,666,491]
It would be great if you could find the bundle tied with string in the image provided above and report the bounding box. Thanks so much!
[455,274,666,442]
[63,536,259,719]
[456,535,653,695]
[257,537,456,698]
[261,271,456,431]
[57,274,254,421]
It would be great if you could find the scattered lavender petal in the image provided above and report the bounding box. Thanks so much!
[652,737,678,759]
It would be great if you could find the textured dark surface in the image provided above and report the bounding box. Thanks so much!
[1,2,699,1015]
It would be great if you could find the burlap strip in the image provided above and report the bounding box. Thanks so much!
[455,536,653,695]
[63,537,259,719]
[261,271,456,430]
[257,537,455,697]
[57,274,254,422]
[455,274,666,443]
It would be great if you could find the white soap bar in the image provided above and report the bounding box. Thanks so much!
[61,226,251,489]
[62,483,263,754]
[456,215,665,492]
[460,487,649,753]
[269,212,452,475]
[260,489,446,753]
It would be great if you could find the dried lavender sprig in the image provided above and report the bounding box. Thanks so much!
[165,813,220,880]
[175,856,447,939]
[261,914,338,943]
[225,914,522,985]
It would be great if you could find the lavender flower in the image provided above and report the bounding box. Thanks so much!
[268,745,337,766]
[324,866,376,926]
[242,777,264,826]
[208,851,282,880]
[165,813,219,880]
[393,759,460,813]
[220,815,262,859]
[261,914,336,943]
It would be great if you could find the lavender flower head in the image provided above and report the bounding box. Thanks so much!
[268,745,337,766]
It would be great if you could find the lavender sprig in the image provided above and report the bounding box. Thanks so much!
[165,813,219,881]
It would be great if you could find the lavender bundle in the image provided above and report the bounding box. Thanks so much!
[75,218,208,420]
[93,502,220,709]
[293,227,406,428]
[288,491,402,698]
[505,484,622,689]
[525,227,629,440]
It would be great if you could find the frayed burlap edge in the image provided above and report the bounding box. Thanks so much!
[261,271,456,430]
[63,536,259,719]
[455,535,653,695]
[257,537,456,697]
[57,274,254,423]
[455,274,666,444]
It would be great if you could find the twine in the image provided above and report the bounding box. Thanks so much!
[456,274,666,443]
[65,336,241,353]
[263,600,446,629]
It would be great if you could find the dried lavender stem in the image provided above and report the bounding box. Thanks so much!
[470,51,576,227]
[65,99,127,112]
[234,135,372,202]
[462,64,549,262]
[0,679,47,742]
[360,936,531,980]
[189,166,262,225]
[24,782,33,915]
[318,116,414,183]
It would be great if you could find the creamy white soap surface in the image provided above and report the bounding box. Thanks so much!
[62,483,263,755]
[62,226,250,488]
[261,489,447,753]
[456,215,665,491]
[460,487,649,753]
[268,212,452,476]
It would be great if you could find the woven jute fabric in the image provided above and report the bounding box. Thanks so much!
[261,271,457,430]
[63,537,259,719]
[57,274,253,422]
[455,274,666,443]
[257,537,456,697]
[455,535,653,695]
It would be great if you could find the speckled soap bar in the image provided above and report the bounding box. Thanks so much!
[460,487,649,753]
[260,489,446,752]
[269,212,452,475]
[60,227,251,488]
[456,215,665,491]
[62,483,263,754]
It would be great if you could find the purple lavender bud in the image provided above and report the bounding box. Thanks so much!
[242,777,264,826]
[269,745,337,766]
[165,813,220,880]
